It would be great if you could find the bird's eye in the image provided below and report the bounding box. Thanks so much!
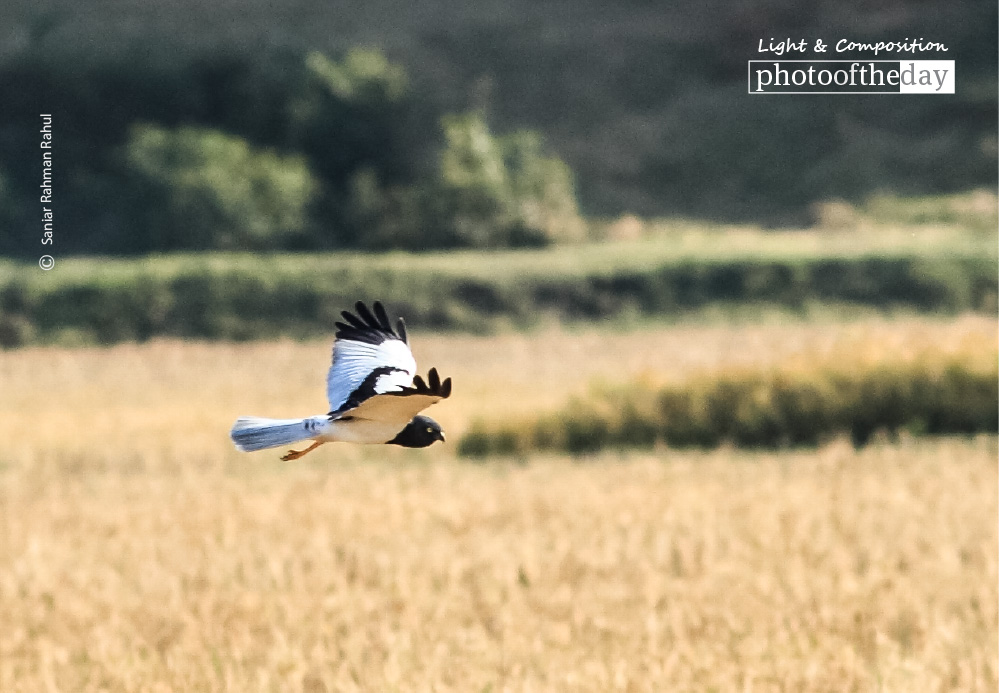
[426,426,434,434]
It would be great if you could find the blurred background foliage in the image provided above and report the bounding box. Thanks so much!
[0,220,994,347]
[124,124,315,251]
[0,0,995,256]
[0,43,585,254]
[459,325,998,455]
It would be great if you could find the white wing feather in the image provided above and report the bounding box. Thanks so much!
[326,335,417,412]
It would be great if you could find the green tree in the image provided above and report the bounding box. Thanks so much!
[125,124,315,250]
[434,112,514,247]
[355,112,584,249]
[288,49,415,246]
[432,112,584,247]
[502,129,586,244]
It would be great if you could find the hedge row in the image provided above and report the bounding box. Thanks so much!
[0,241,995,346]
[458,333,999,456]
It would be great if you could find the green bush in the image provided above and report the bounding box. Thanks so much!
[458,334,999,457]
[350,112,585,250]
[124,124,316,251]
[0,232,994,346]
[433,113,584,247]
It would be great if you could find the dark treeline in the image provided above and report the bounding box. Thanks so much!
[1,47,583,255]
[0,249,993,347]
[0,0,995,256]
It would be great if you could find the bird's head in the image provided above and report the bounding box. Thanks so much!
[388,415,446,448]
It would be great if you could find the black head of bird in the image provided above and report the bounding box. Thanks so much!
[388,415,446,448]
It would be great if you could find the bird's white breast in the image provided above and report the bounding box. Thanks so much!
[326,417,406,445]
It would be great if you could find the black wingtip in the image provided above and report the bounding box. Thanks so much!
[355,301,376,327]
[373,301,392,331]
[340,307,366,329]
[389,369,452,401]
[335,301,406,344]
[396,317,408,344]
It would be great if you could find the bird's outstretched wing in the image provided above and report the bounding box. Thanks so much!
[335,367,453,423]
[327,301,417,413]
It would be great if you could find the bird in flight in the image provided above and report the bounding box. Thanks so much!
[230,301,452,460]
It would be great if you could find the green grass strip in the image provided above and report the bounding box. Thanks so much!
[0,229,996,346]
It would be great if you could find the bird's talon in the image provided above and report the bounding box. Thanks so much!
[281,440,322,461]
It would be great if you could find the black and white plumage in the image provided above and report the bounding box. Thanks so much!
[230,301,452,460]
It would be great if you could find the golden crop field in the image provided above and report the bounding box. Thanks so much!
[1,315,996,691]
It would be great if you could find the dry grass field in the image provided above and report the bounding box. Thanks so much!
[1,315,996,691]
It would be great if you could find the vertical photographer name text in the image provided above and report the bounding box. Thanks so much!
[39,114,55,269]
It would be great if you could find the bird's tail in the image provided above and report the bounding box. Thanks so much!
[230,416,324,452]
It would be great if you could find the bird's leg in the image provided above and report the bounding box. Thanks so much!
[281,440,324,461]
